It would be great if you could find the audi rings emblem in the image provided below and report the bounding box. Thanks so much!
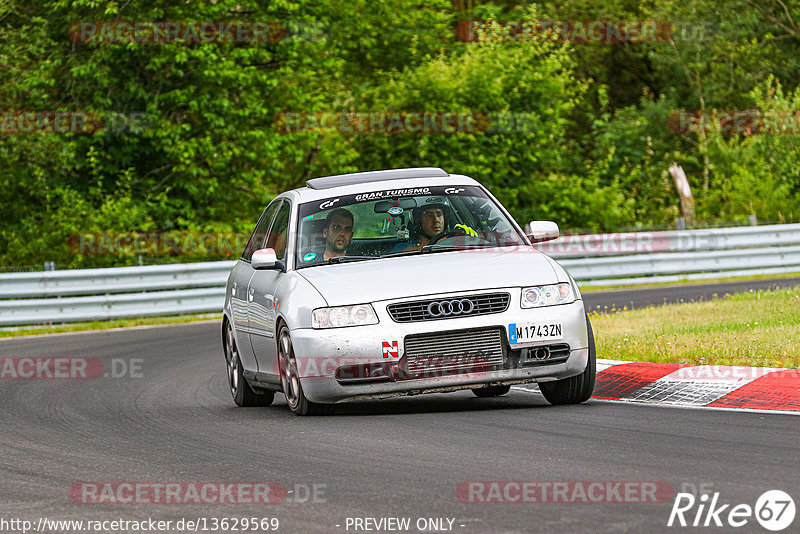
[426,299,475,317]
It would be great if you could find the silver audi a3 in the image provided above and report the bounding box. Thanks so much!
[222,167,596,415]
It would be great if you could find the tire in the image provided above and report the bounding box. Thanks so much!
[539,316,596,405]
[225,322,274,407]
[278,325,331,416]
[472,385,511,398]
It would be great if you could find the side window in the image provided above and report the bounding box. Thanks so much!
[242,201,281,262]
[266,201,291,261]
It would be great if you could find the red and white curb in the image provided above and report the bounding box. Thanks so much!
[514,359,800,414]
[592,359,800,414]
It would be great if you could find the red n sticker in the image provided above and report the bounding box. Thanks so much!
[382,341,398,358]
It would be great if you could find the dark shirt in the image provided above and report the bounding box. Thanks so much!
[391,240,420,253]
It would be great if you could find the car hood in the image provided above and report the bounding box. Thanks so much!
[296,247,559,306]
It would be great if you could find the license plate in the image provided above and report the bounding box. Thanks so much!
[508,322,563,344]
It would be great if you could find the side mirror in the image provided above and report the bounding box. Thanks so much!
[527,221,559,243]
[251,248,279,270]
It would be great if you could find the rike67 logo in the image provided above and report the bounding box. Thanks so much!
[668,490,795,531]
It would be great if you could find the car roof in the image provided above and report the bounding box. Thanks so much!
[306,167,449,189]
[283,168,482,203]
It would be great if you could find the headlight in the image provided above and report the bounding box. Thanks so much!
[312,304,379,329]
[521,283,575,308]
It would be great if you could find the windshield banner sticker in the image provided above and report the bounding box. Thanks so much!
[354,188,431,202]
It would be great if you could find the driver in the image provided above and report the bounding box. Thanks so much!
[394,202,476,252]
[403,204,445,252]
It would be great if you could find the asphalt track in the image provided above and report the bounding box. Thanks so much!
[582,276,800,313]
[1,281,799,533]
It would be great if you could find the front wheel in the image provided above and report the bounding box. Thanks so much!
[538,316,596,405]
[278,325,331,416]
[225,322,274,407]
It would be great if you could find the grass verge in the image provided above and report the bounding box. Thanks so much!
[591,285,800,368]
[0,313,220,339]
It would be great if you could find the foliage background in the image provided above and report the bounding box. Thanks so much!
[1,0,798,267]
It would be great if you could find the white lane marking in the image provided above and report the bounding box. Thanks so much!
[510,386,800,416]
[591,398,800,417]
[596,358,633,373]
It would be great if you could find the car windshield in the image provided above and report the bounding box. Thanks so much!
[295,185,526,268]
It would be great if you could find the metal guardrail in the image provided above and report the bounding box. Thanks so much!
[539,223,800,258]
[0,261,235,299]
[545,223,800,286]
[562,246,800,280]
[0,288,225,326]
[1,224,799,325]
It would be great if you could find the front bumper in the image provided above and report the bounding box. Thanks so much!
[289,289,588,403]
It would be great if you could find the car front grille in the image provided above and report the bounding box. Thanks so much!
[401,328,506,378]
[387,292,510,323]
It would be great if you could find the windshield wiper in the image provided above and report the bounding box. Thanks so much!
[419,244,457,253]
[418,243,496,253]
[326,255,376,264]
[381,244,498,259]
